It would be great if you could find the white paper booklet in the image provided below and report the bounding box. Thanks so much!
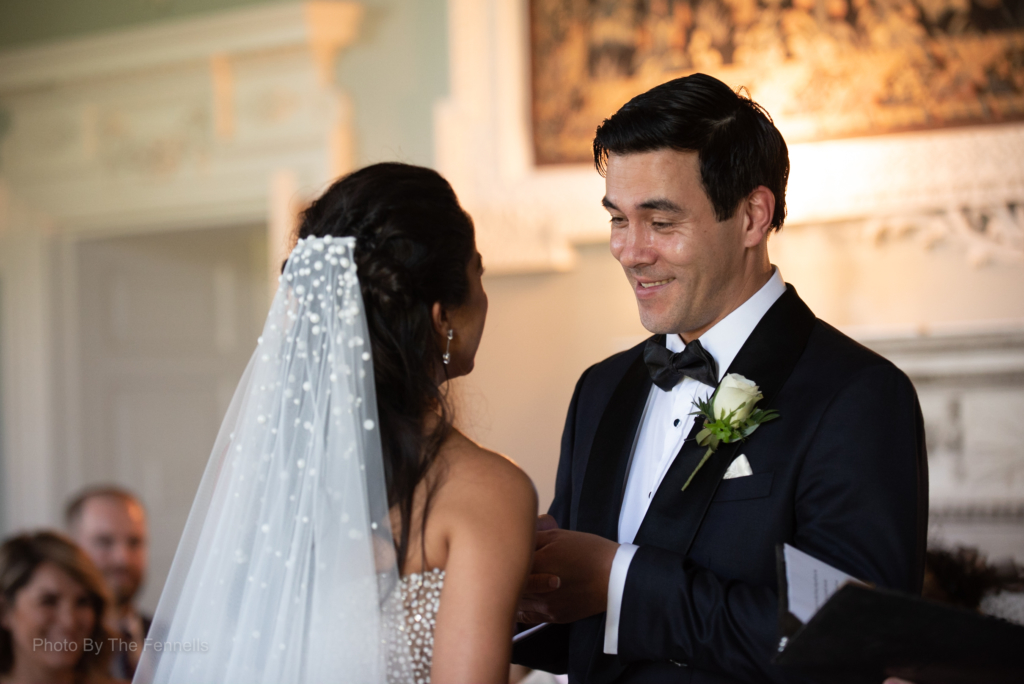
[513,622,549,644]
[783,543,863,624]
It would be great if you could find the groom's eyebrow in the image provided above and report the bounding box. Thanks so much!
[637,198,683,212]
[601,197,684,213]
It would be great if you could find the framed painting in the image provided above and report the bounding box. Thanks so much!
[530,0,1024,164]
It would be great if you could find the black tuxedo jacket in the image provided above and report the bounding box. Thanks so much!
[513,286,928,684]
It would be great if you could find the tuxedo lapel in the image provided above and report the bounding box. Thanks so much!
[633,286,817,553]
[575,349,652,539]
[572,350,652,684]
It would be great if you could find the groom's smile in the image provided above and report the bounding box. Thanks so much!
[634,277,675,298]
[637,278,674,289]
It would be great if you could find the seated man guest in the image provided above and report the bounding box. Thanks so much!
[66,487,149,681]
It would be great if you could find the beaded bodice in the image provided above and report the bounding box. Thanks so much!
[390,568,444,684]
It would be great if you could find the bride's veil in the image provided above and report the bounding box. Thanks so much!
[134,236,411,683]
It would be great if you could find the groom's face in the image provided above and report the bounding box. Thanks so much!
[605,149,747,339]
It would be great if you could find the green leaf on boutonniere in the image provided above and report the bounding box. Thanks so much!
[681,374,780,492]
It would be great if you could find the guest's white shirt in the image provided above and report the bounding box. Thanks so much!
[603,267,787,654]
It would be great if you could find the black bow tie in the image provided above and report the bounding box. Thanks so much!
[644,336,719,391]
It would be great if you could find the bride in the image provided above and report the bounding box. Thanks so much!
[134,163,538,683]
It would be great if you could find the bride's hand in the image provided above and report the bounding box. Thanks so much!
[521,514,562,595]
[535,514,559,532]
[516,515,561,625]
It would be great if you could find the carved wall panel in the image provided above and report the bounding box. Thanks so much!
[864,329,1024,560]
[0,2,360,240]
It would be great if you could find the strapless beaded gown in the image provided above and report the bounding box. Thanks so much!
[388,568,445,684]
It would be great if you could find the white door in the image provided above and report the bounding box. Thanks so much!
[62,225,268,612]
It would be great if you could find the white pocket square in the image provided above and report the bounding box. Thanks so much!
[723,454,753,480]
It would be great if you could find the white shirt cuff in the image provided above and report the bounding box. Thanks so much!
[603,543,639,655]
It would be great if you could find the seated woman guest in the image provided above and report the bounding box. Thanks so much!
[0,531,121,684]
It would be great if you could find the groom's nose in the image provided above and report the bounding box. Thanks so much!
[612,222,656,271]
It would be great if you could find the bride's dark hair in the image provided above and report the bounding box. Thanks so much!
[295,162,475,570]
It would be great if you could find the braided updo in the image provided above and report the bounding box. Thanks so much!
[295,162,476,570]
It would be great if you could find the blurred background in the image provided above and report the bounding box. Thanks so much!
[0,0,1022,614]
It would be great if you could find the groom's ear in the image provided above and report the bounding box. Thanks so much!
[431,302,449,337]
[741,185,775,248]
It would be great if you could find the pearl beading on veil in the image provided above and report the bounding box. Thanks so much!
[136,236,413,684]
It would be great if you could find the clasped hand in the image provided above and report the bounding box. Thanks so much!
[516,515,619,625]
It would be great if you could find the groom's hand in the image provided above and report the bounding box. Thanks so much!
[517,527,618,624]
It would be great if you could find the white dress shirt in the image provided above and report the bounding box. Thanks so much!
[603,267,787,654]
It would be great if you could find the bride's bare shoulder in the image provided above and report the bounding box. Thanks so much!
[433,429,537,523]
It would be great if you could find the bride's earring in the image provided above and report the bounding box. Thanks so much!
[442,329,454,365]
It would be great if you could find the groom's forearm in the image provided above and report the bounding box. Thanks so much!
[602,543,638,654]
[617,546,805,683]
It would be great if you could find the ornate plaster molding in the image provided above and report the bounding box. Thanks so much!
[858,203,1024,268]
[857,326,1024,511]
[0,2,361,92]
[929,503,1024,523]
[0,2,361,243]
[857,325,1024,382]
[785,124,1024,227]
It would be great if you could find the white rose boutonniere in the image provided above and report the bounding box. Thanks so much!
[713,374,762,423]
[682,373,779,492]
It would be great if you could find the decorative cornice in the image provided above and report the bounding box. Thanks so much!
[0,1,361,93]
[0,2,362,238]
[930,503,1024,523]
[854,324,1024,381]
[858,203,1024,268]
[785,124,1024,227]
[856,325,1024,354]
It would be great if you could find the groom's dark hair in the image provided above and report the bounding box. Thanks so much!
[593,73,789,231]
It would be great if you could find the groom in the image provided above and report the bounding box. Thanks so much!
[512,74,928,683]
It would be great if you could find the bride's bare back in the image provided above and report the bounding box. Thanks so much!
[391,428,537,684]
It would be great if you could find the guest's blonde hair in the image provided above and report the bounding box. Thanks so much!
[0,531,114,678]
